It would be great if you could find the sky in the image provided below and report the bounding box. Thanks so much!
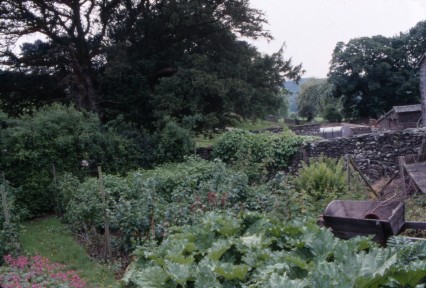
[249,0,426,78]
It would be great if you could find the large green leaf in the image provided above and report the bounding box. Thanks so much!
[208,239,233,261]
[131,266,170,288]
[214,263,249,280]
[194,261,222,288]
[307,228,336,261]
[268,273,307,288]
[165,260,192,285]
[388,260,426,287]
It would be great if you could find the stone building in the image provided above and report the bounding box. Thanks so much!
[416,52,426,127]
[377,104,422,130]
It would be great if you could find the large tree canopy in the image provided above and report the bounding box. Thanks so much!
[0,0,303,131]
[0,0,126,112]
[328,21,426,119]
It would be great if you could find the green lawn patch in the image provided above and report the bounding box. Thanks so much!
[20,216,118,288]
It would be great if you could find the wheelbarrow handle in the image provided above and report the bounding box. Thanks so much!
[403,221,426,231]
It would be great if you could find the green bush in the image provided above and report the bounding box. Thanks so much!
[212,129,316,182]
[294,156,363,213]
[154,121,195,163]
[1,104,140,217]
[323,106,343,122]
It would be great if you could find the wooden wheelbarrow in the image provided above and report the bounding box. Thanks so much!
[318,200,426,243]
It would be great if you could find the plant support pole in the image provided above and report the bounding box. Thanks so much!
[346,154,351,190]
[98,166,112,261]
[348,157,378,198]
[398,156,407,197]
[1,172,10,225]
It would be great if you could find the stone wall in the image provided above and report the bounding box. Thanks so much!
[290,128,426,180]
[289,123,321,136]
[351,126,372,136]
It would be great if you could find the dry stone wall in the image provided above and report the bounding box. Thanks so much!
[291,128,426,180]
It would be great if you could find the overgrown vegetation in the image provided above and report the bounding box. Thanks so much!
[295,156,365,211]
[212,129,317,182]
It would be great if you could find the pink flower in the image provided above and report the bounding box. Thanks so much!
[1,255,87,288]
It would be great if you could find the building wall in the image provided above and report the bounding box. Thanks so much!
[397,111,422,129]
[378,112,397,130]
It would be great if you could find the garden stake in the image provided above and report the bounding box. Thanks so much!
[98,166,112,261]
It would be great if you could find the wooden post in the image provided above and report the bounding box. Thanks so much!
[98,166,112,261]
[398,156,407,197]
[348,157,378,198]
[52,163,61,215]
[346,154,351,190]
[302,148,308,164]
[1,172,10,225]
[378,171,400,196]
[419,139,426,155]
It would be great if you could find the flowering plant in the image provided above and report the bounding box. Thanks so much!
[0,255,86,288]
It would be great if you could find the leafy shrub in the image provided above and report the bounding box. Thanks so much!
[123,212,426,287]
[0,255,86,288]
[154,120,195,163]
[323,105,343,122]
[294,156,364,213]
[1,104,140,217]
[212,129,316,182]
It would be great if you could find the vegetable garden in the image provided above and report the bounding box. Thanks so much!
[1,106,425,287]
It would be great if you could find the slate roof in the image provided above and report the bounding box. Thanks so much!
[393,104,422,113]
[377,104,421,122]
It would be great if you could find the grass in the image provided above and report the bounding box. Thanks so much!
[20,216,118,288]
[233,119,283,130]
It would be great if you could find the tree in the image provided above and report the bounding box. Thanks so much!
[100,0,303,131]
[0,0,303,132]
[297,78,333,121]
[0,0,124,112]
[328,23,425,119]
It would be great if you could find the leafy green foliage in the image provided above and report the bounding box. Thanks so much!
[297,78,334,121]
[212,129,316,182]
[1,105,140,217]
[323,105,343,122]
[99,0,303,131]
[60,157,279,252]
[295,157,364,214]
[154,120,195,163]
[123,212,426,287]
[329,21,426,119]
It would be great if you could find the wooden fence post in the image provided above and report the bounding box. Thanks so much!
[98,166,112,261]
[348,157,378,198]
[52,163,61,215]
[346,154,351,190]
[1,172,10,225]
[398,156,407,197]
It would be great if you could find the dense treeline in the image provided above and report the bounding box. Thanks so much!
[328,21,426,119]
[0,0,302,132]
